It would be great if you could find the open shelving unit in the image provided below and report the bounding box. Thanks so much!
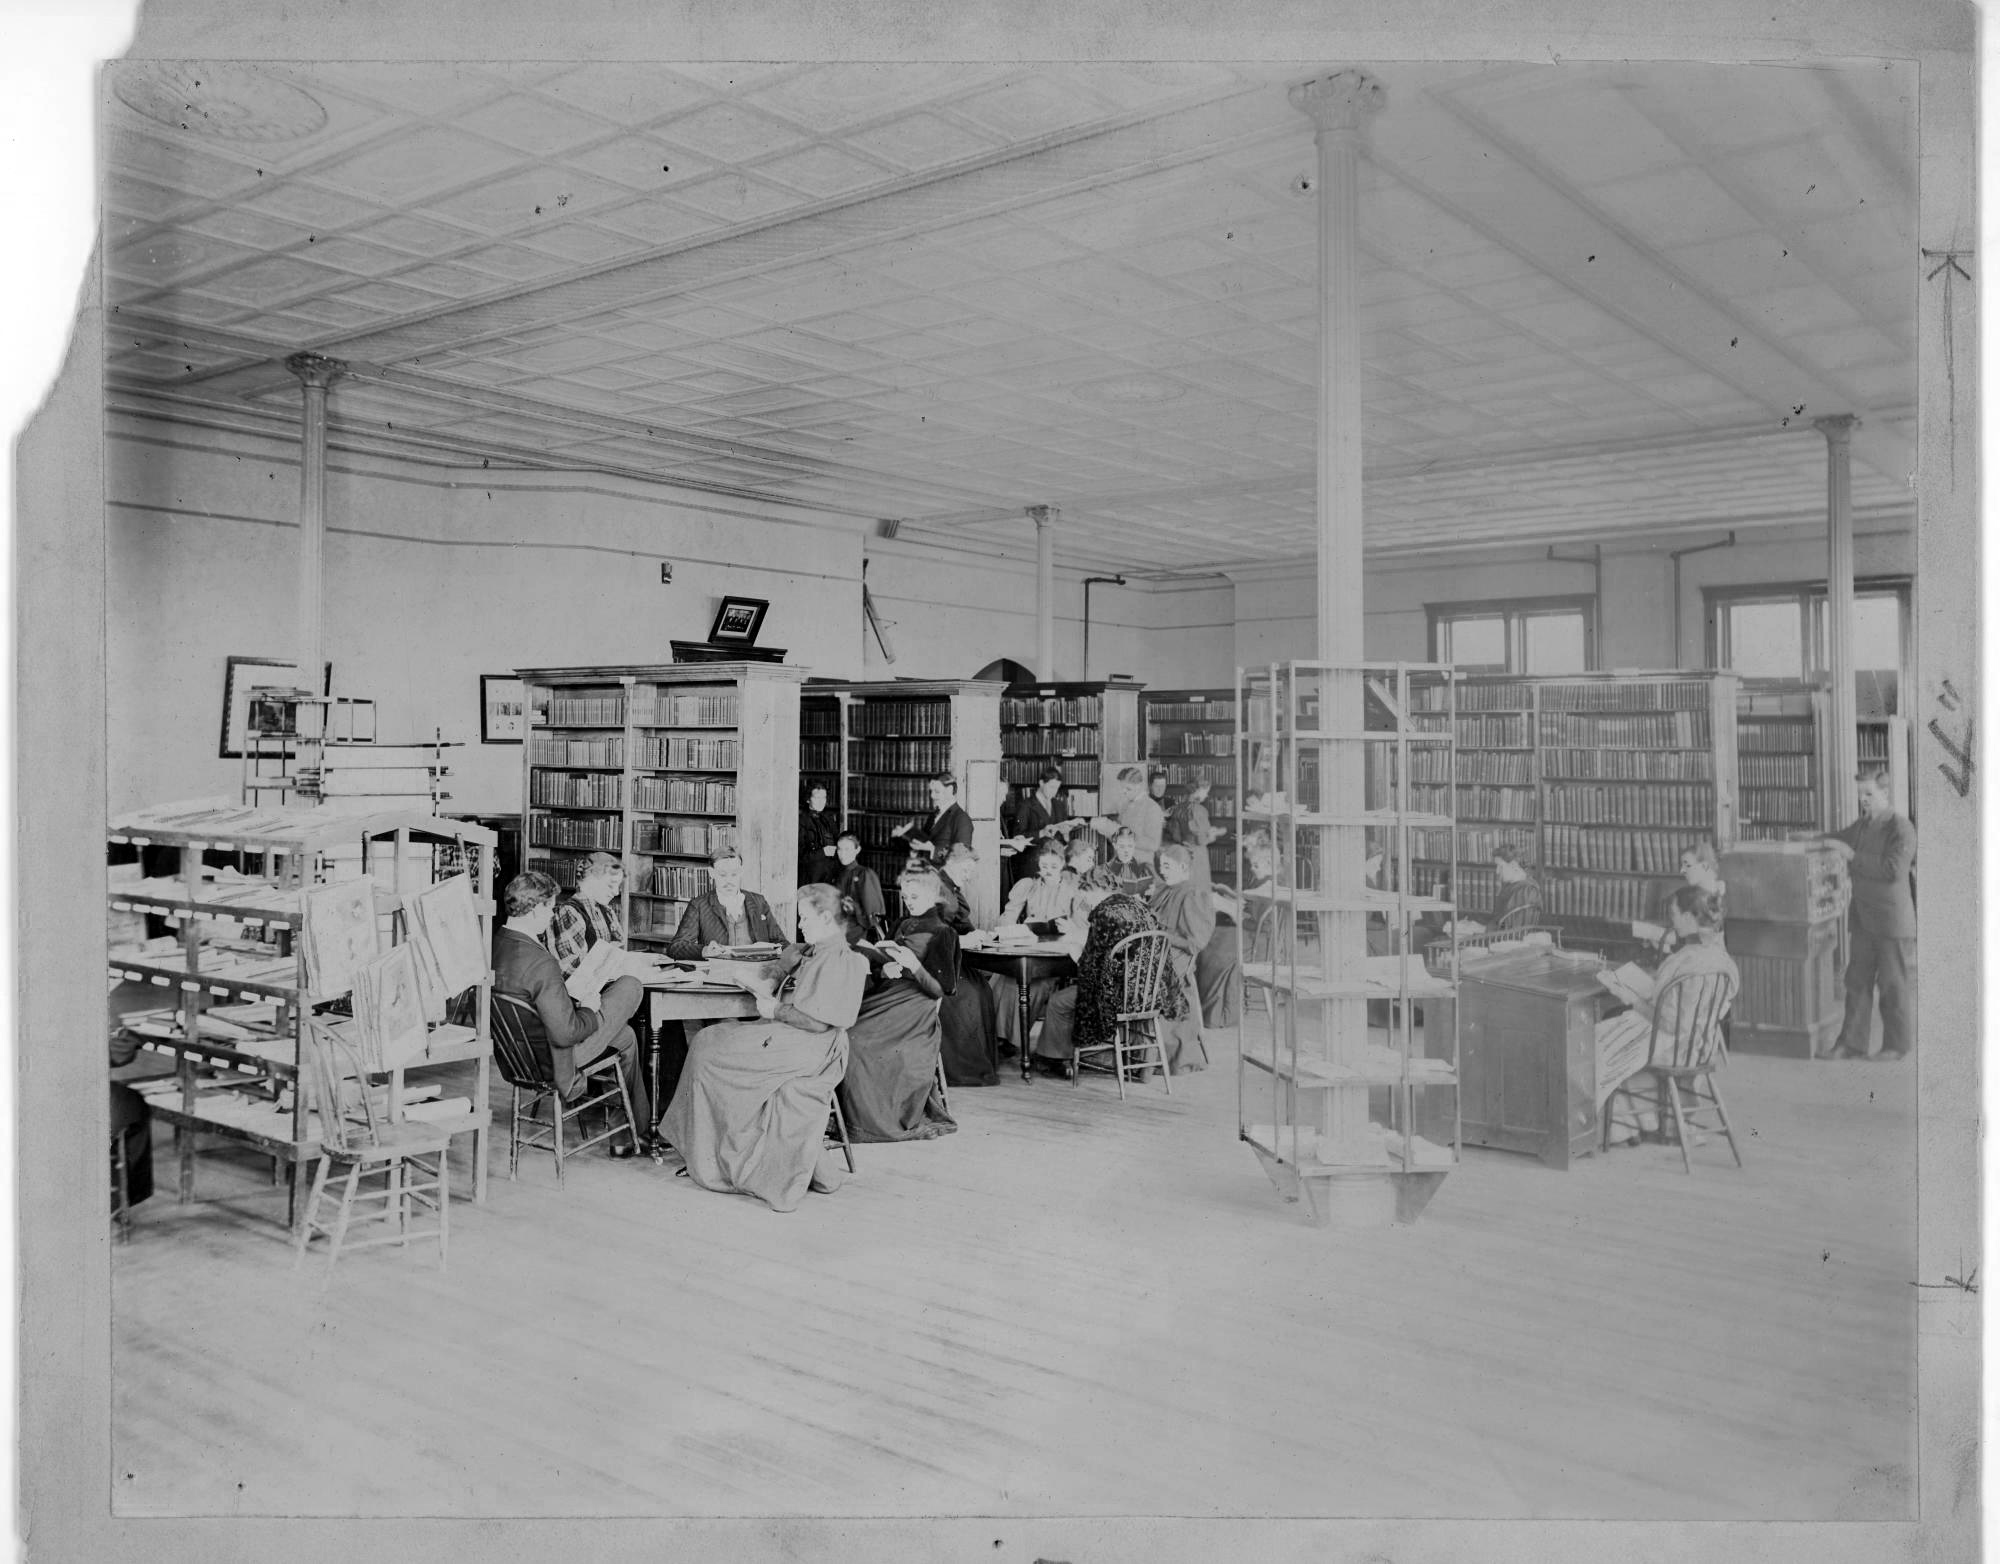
[518,662,804,950]
[105,802,497,1223]
[1236,661,1463,1229]
[1144,687,1239,885]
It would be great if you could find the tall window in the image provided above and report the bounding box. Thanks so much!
[1706,580,1910,714]
[1429,598,1595,674]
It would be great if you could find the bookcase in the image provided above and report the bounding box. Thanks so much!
[518,663,804,950]
[1143,687,1238,886]
[1716,839,1850,1057]
[105,803,497,1222]
[1736,680,1830,839]
[1857,715,1912,818]
[1000,678,1145,837]
[1403,675,1540,917]
[802,680,1006,918]
[800,687,843,820]
[1236,661,1462,1229]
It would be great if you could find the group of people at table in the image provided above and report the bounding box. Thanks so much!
[488,759,1916,1212]
[489,763,1243,1213]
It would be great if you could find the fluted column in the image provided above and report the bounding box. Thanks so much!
[1028,505,1057,679]
[1816,415,1858,824]
[286,351,345,694]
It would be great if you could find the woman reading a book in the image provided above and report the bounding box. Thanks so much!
[661,883,869,1210]
[1146,843,1212,1073]
[1031,885,1189,1078]
[839,867,959,1141]
[1000,841,1080,927]
[1635,839,1727,961]
[1594,884,1739,1145]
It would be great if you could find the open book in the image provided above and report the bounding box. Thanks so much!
[563,941,670,1007]
[1597,962,1656,1009]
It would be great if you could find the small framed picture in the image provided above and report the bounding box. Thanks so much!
[481,675,529,744]
[707,596,770,645]
[219,655,331,758]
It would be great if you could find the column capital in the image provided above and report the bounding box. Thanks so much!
[1813,412,1858,442]
[285,351,347,389]
[1288,70,1386,143]
[1025,504,1059,528]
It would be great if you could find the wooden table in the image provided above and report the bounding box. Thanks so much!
[961,942,1076,1081]
[643,981,759,1113]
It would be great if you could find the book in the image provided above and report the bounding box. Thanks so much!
[301,879,378,1000]
[351,944,428,1071]
[1598,962,1656,1009]
[407,874,486,1020]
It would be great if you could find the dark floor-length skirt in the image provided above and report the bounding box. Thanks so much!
[840,984,956,1142]
[940,970,1000,1087]
[661,1019,848,1213]
[1195,919,1241,1028]
[110,1083,154,1207]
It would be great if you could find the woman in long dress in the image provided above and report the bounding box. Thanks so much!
[1032,887,1191,1077]
[991,842,1079,1055]
[839,867,958,1141]
[1146,843,1212,1073]
[661,884,868,1212]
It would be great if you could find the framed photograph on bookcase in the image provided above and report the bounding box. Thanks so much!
[480,675,528,744]
[218,655,331,759]
[707,595,770,645]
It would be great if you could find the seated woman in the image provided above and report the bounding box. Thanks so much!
[937,841,997,934]
[839,867,959,1142]
[829,831,888,941]
[1104,827,1159,899]
[1062,834,1117,895]
[1032,886,1192,1077]
[1595,884,1740,1144]
[1636,839,1727,961]
[661,884,869,1211]
[1146,843,1213,1073]
[989,842,1078,1056]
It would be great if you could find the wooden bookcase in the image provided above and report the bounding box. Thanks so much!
[105,803,497,1222]
[1736,680,1830,839]
[1856,715,1912,818]
[1404,675,1540,916]
[1236,661,1462,1228]
[1143,687,1239,886]
[802,679,1006,917]
[1000,677,1145,831]
[518,662,804,949]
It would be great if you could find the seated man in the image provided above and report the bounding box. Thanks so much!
[494,870,656,1156]
[667,847,786,958]
[547,851,628,975]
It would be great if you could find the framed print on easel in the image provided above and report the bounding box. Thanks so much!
[219,656,331,759]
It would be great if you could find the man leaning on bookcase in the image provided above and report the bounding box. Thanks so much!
[1821,768,1916,1061]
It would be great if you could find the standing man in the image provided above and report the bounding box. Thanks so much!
[1824,769,1917,1060]
[1001,766,1068,891]
[892,771,974,864]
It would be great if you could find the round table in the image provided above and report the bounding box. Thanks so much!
[960,941,1077,1081]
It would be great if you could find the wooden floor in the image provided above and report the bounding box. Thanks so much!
[111,1025,1918,1519]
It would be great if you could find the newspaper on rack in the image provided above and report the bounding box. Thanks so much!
[300,879,378,1000]
[350,943,428,1071]
[406,873,486,1023]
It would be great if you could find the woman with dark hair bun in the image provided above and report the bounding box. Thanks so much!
[660,882,868,1210]
[838,865,959,1141]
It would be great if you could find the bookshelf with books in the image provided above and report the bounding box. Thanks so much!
[105,802,498,1223]
[518,662,805,951]
[1736,681,1830,839]
[1856,715,1912,818]
[1236,661,1463,1229]
[1000,677,1145,850]
[800,687,844,823]
[1143,687,1239,886]
[1403,676,1539,917]
[805,680,1006,916]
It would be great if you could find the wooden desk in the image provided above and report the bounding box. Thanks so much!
[643,982,759,1113]
[961,943,1076,1081]
[1424,952,1613,1169]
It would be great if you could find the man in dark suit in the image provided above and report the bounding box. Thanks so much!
[492,870,654,1152]
[1825,768,1918,1060]
[665,846,787,958]
[893,771,974,866]
[1001,766,1068,892]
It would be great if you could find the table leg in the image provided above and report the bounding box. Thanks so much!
[645,992,662,1131]
[1019,963,1033,1083]
[473,1053,490,1204]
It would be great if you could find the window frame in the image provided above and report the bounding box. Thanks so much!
[1704,578,1911,704]
[1426,594,1598,674]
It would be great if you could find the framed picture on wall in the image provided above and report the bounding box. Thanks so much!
[480,675,529,744]
[219,656,331,759]
[707,596,770,645]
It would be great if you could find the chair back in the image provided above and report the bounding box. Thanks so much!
[1496,896,1544,932]
[301,1018,379,1155]
[489,991,557,1090]
[1645,968,1739,1072]
[1109,930,1174,1022]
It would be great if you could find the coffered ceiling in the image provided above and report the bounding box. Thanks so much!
[100,58,1919,572]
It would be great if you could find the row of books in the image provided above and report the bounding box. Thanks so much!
[634,735,739,770]
[639,690,740,728]
[528,853,583,889]
[1406,784,1540,822]
[848,737,951,774]
[1740,753,1815,787]
[847,812,912,849]
[801,739,839,772]
[1741,788,1819,823]
[1158,731,1234,756]
[850,775,932,813]
[1400,750,1534,785]
[1542,825,1709,874]
[1537,711,1712,749]
[629,897,691,937]
[849,699,951,737]
[1857,726,1894,761]
[530,815,623,850]
[1002,696,1105,727]
[1003,757,1098,786]
[631,776,737,814]
[1540,680,1713,711]
[1001,726,1101,756]
[1538,747,1714,781]
[1147,700,1236,722]
[1412,681,1531,712]
[633,818,725,857]
[1543,783,1715,827]
[800,701,842,738]
[530,735,621,767]
[543,692,625,727]
[530,771,622,809]
[647,862,710,901]
[1737,718,1815,753]
[1542,873,1676,922]
[1153,760,1234,787]
[1408,826,1537,863]
[1455,714,1531,747]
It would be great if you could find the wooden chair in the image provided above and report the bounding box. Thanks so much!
[1602,968,1743,1174]
[825,1092,856,1174]
[294,1019,466,1275]
[1495,896,1545,932]
[1071,930,1175,1100]
[489,991,643,1185]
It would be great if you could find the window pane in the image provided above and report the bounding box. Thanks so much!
[1523,611,1587,673]
[1440,615,1506,670]
[1725,600,1803,678]
[1810,592,1904,714]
